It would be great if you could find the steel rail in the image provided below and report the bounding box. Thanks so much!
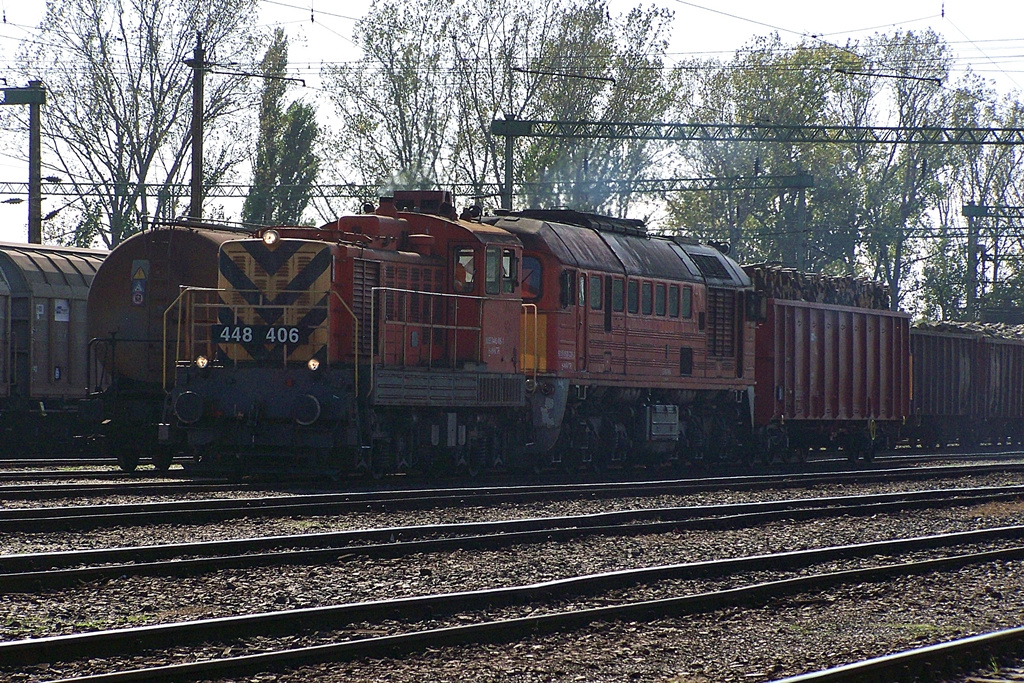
[8,540,1024,681]
[769,626,1024,682]
[4,462,1024,533]
[3,488,1024,591]
[0,481,242,499]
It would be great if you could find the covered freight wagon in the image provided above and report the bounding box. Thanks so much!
[0,242,106,452]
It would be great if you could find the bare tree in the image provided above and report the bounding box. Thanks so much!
[13,0,262,246]
[322,0,456,198]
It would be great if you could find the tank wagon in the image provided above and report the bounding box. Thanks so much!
[85,222,246,470]
[0,242,105,453]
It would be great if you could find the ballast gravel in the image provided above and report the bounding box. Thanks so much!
[3,471,1024,554]
[3,471,1024,681]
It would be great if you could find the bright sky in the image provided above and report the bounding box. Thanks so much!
[0,0,1021,244]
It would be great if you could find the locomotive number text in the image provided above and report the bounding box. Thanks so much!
[214,325,302,344]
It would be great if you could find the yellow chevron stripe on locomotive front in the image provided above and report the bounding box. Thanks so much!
[215,239,332,363]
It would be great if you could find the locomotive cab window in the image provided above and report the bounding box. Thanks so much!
[669,285,679,317]
[655,283,666,316]
[559,270,575,309]
[486,247,518,295]
[485,247,500,294]
[521,256,541,302]
[627,280,639,314]
[454,248,476,293]
[642,281,653,316]
[502,249,516,293]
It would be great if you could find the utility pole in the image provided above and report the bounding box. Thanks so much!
[962,203,1024,321]
[1,81,46,243]
[963,202,981,320]
[185,33,206,220]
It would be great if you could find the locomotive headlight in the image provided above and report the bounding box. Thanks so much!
[262,229,280,246]
[195,355,209,369]
[307,358,321,372]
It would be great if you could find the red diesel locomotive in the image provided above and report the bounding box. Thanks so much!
[162,190,910,472]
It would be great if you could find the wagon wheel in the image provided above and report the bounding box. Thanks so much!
[370,440,393,480]
[104,435,139,473]
[152,449,174,472]
[762,424,788,465]
[117,450,140,473]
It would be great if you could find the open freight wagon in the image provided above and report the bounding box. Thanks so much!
[752,297,911,460]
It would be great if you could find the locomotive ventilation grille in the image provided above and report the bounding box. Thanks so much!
[214,240,332,364]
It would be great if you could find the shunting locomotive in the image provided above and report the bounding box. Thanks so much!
[166,191,526,473]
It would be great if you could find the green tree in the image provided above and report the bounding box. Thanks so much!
[12,0,261,247]
[242,28,320,226]
[667,37,862,269]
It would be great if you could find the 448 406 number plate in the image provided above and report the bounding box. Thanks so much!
[213,324,307,345]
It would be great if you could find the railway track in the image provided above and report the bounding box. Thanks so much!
[4,485,1024,591]
[1,533,1020,682]
[771,628,1024,682]
[4,461,1024,532]
[0,446,1021,483]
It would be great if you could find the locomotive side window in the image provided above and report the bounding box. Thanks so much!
[641,281,653,315]
[612,278,624,312]
[578,273,586,307]
[627,280,639,314]
[521,256,541,302]
[454,248,476,293]
[559,270,575,309]
[681,286,693,318]
[502,249,516,293]
[655,283,666,316]
[485,247,500,295]
[668,285,680,317]
[590,275,603,310]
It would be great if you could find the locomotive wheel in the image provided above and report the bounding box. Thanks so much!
[370,442,393,479]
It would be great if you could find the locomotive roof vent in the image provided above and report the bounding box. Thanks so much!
[511,209,648,237]
[392,190,457,218]
[689,252,733,280]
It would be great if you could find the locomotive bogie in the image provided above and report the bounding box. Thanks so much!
[168,364,358,453]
